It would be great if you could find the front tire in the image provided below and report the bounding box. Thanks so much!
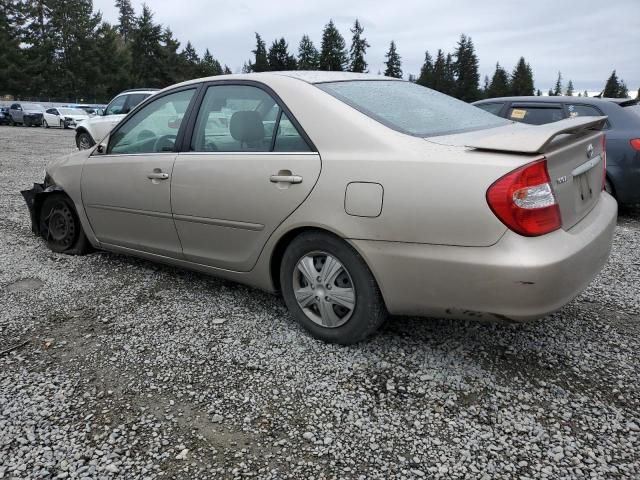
[76,131,95,150]
[43,119,49,128]
[39,195,90,255]
[24,117,31,127]
[280,231,387,344]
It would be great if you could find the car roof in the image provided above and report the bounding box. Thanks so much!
[120,88,161,94]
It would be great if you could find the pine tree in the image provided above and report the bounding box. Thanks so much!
[250,33,269,72]
[223,65,232,74]
[19,0,57,96]
[416,51,433,88]
[510,57,534,96]
[453,34,480,101]
[444,53,456,96]
[618,80,629,98]
[200,48,223,77]
[565,79,574,96]
[159,27,181,83]
[114,0,135,42]
[180,40,200,79]
[602,70,620,97]
[548,89,553,96]
[348,19,369,73]
[553,72,562,96]
[536,89,542,96]
[319,19,347,71]
[130,4,164,87]
[297,35,319,70]
[48,0,103,99]
[584,90,589,97]
[383,41,402,78]
[0,0,26,96]
[267,38,297,70]
[93,22,131,100]
[487,62,510,98]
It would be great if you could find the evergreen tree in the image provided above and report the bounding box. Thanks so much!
[297,35,319,69]
[319,19,347,71]
[49,0,103,99]
[267,38,297,70]
[348,19,368,73]
[553,72,562,96]
[130,4,164,87]
[250,33,269,72]
[444,53,456,96]
[618,80,628,98]
[200,48,223,77]
[487,62,510,98]
[584,90,589,97]
[159,27,181,83]
[510,57,534,96]
[114,0,135,42]
[548,89,553,96]
[416,51,433,88]
[408,74,416,82]
[223,65,232,74]
[383,40,402,78]
[93,22,130,100]
[19,0,57,96]
[565,79,574,96]
[180,40,200,79]
[453,34,480,101]
[536,89,542,96]
[0,0,25,96]
[602,70,619,97]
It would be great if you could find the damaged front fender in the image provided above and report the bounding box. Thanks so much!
[20,182,65,235]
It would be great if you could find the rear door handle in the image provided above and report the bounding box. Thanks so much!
[147,172,169,180]
[270,175,302,184]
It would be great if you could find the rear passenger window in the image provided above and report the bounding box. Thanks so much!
[273,113,310,152]
[508,106,564,125]
[190,85,310,153]
[566,104,602,118]
[476,103,504,116]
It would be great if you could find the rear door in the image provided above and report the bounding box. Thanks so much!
[171,82,321,272]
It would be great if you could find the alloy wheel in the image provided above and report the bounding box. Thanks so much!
[292,251,356,328]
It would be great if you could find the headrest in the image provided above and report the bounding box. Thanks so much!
[229,111,264,144]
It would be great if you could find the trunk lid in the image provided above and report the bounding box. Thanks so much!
[427,116,608,230]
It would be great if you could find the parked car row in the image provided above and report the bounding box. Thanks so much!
[473,96,640,206]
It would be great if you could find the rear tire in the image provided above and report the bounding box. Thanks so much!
[76,131,95,150]
[39,194,91,255]
[280,231,387,344]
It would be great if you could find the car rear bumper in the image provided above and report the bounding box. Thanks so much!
[350,193,617,321]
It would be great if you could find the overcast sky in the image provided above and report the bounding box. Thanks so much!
[94,0,640,92]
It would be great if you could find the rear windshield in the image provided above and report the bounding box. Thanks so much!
[317,80,509,137]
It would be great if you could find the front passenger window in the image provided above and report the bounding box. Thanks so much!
[108,89,195,155]
[105,95,127,116]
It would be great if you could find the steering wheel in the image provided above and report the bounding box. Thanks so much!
[154,134,177,152]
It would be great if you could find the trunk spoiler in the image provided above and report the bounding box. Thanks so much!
[466,116,607,154]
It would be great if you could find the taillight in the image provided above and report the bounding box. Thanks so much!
[630,139,640,150]
[602,134,607,191]
[486,159,562,237]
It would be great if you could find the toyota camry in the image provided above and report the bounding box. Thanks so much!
[22,72,617,344]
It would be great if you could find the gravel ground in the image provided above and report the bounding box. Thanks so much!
[1,126,639,479]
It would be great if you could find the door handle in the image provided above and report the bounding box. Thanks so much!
[270,174,302,184]
[147,172,169,180]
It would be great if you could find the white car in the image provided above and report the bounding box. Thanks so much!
[43,107,90,129]
[75,89,159,149]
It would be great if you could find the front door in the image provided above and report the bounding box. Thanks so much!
[81,87,197,257]
[171,84,321,272]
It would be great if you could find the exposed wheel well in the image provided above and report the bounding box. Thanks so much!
[31,189,69,236]
[270,227,344,292]
[605,174,616,198]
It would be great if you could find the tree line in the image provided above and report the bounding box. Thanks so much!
[0,0,636,103]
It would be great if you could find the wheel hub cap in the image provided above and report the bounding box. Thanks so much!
[293,252,356,328]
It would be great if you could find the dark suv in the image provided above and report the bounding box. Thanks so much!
[474,96,640,205]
